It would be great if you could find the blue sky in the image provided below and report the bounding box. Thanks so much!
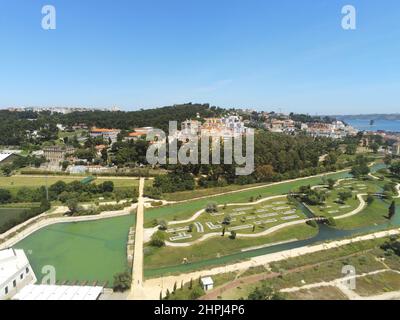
[0,0,399,114]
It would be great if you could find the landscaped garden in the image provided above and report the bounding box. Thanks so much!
[156,196,306,243]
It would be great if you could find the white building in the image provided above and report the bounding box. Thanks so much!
[200,276,214,291]
[13,284,104,300]
[0,248,37,300]
[393,143,400,156]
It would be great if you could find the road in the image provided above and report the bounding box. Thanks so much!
[128,177,146,300]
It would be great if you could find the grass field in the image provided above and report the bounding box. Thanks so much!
[285,286,349,300]
[218,239,391,299]
[354,271,400,296]
[0,207,33,231]
[0,175,140,191]
[144,223,318,274]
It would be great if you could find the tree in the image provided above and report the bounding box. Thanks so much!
[101,181,114,193]
[370,142,379,154]
[350,164,370,178]
[223,215,232,225]
[61,160,69,171]
[0,188,12,204]
[327,178,336,190]
[247,283,285,300]
[389,162,400,178]
[366,194,375,206]
[255,164,275,182]
[49,181,67,195]
[1,165,12,176]
[113,272,132,292]
[66,198,79,214]
[338,191,352,204]
[150,231,166,247]
[384,155,393,166]
[345,144,357,155]
[388,201,396,220]
[206,202,218,213]
[173,282,177,294]
[158,220,167,231]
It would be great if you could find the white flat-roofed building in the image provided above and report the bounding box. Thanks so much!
[200,276,214,291]
[0,248,37,300]
[13,284,104,300]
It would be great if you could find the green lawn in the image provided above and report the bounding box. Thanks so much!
[308,178,386,219]
[160,196,306,243]
[334,198,394,229]
[144,223,318,275]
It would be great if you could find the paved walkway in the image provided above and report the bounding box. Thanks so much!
[128,178,146,300]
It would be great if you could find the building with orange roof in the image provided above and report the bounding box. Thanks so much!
[90,127,120,143]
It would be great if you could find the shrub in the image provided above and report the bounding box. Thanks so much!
[113,272,131,292]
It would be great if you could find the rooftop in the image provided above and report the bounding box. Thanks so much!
[200,276,214,286]
[13,284,104,300]
[0,248,30,285]
[0,153,13,162]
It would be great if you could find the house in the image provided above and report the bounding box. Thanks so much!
[125,132,146,142]
[200,277,214,291]
[0,248,37,300]
[43,146,75,164]
[90,128,121,143]
[0,153,20,165]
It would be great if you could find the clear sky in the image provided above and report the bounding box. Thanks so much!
[0,0,399,114]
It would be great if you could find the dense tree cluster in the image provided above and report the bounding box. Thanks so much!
[153,172,195,193]
[297,185,326,205]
